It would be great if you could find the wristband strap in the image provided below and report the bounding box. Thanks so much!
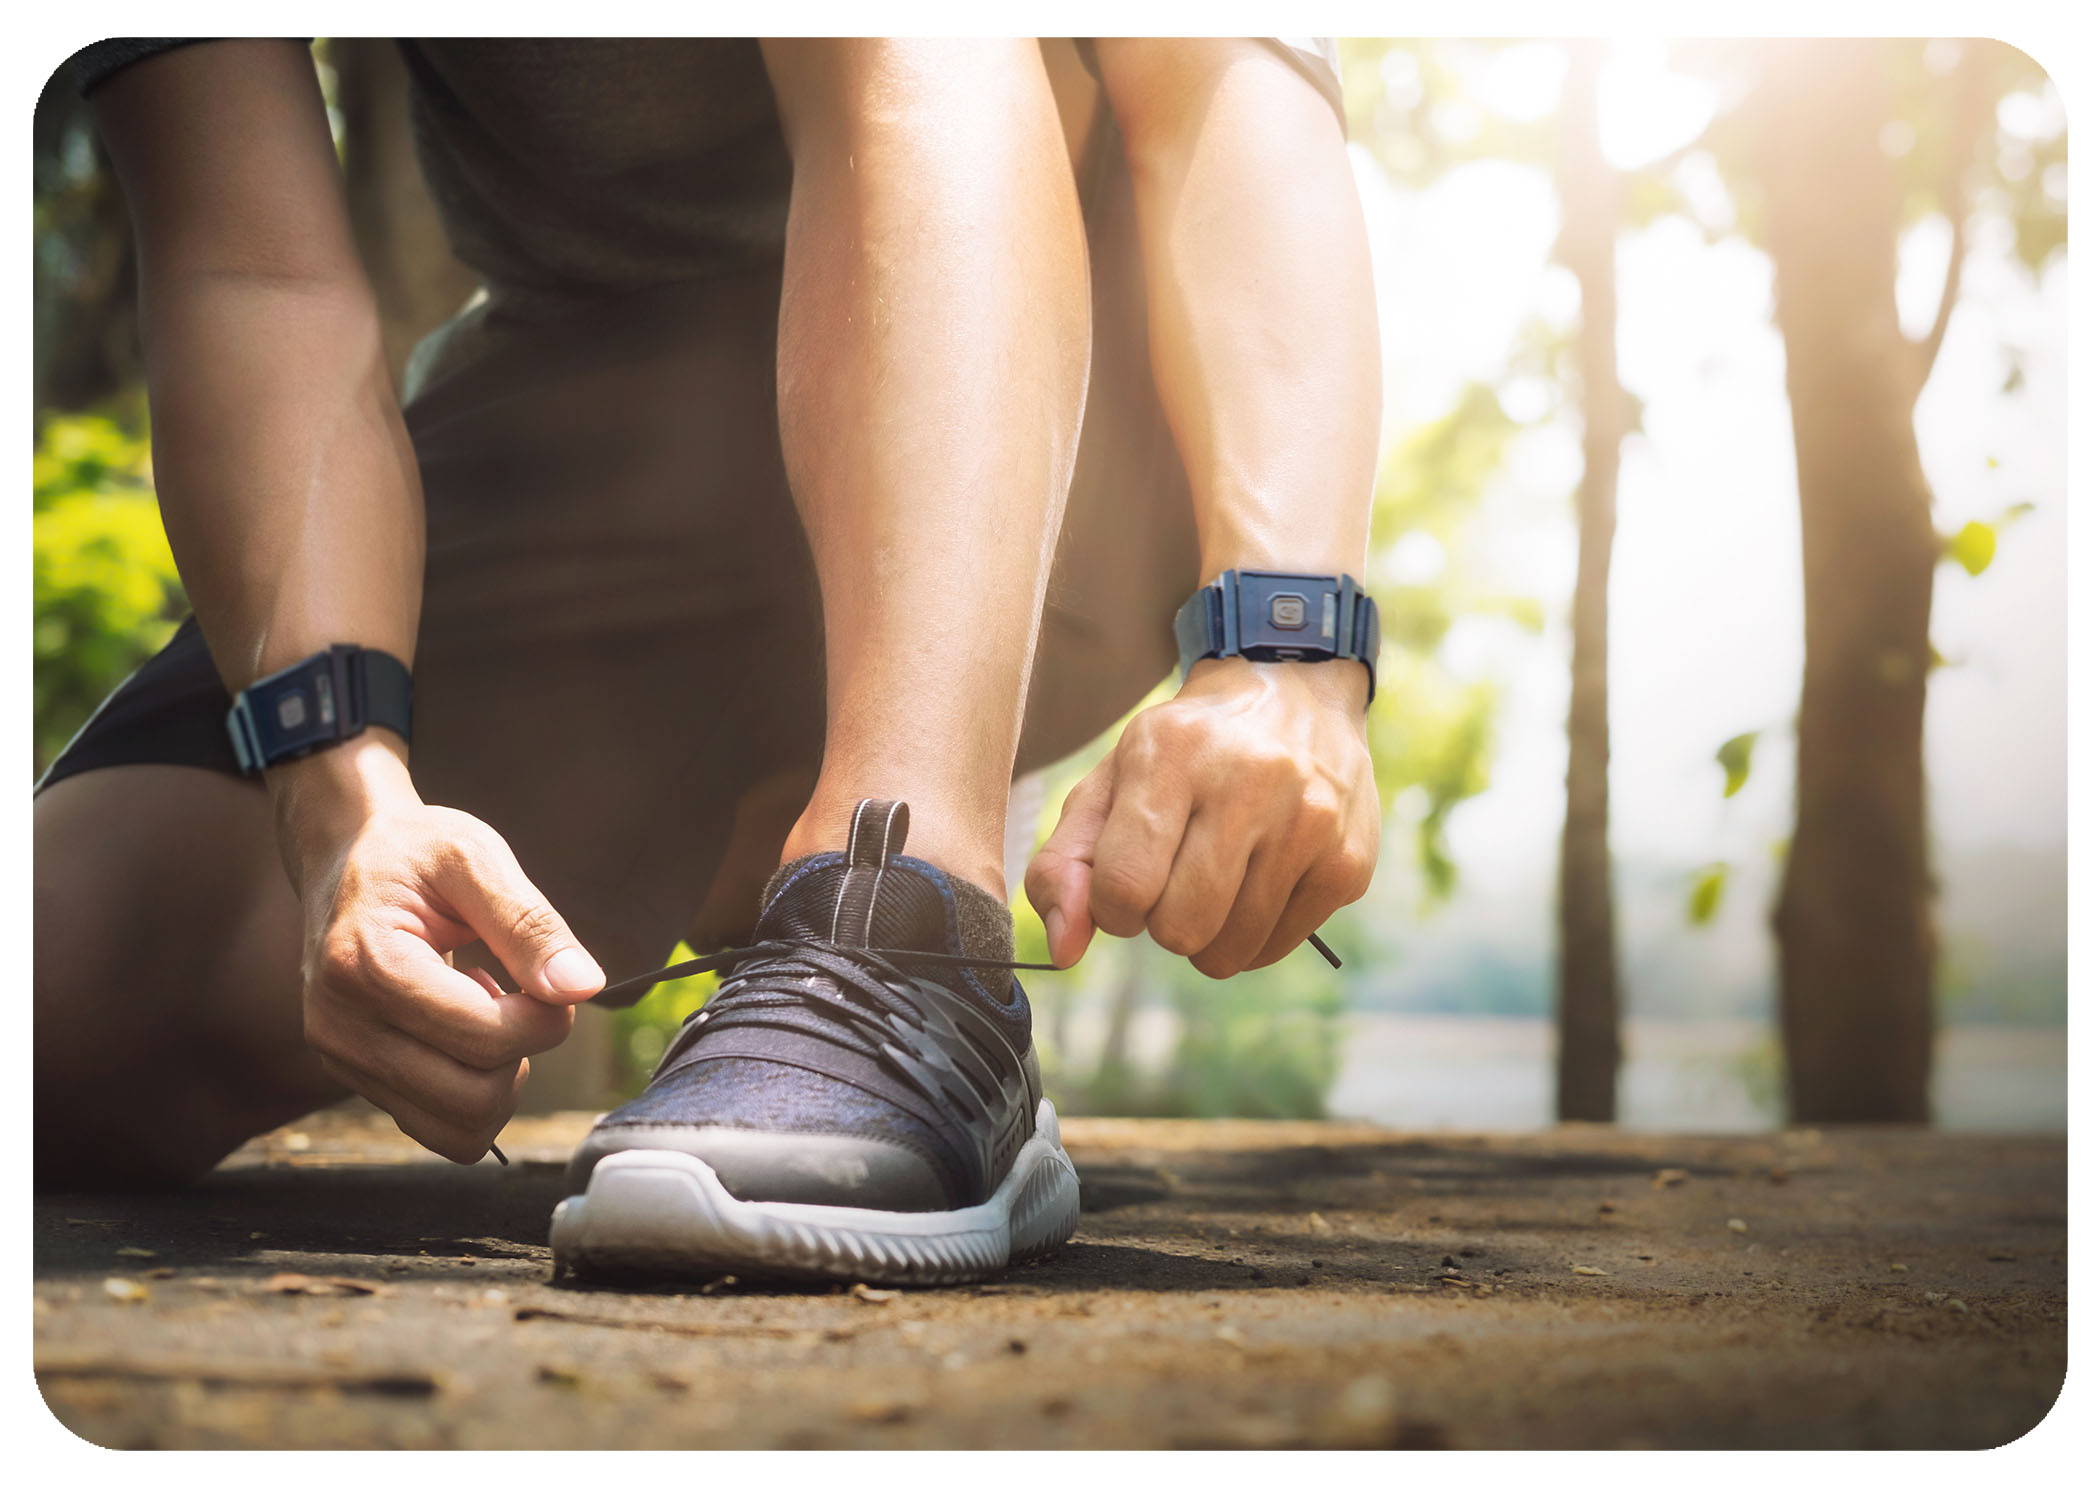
[1174,570,1380,703]
[226,645,414,775]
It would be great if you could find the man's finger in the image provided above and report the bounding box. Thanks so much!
[1191,842,1300,979]
[309,994,532,1126]
[314,1051,523,1166]
[321,926,575,1067]
[1248,857,1367,971]
[1146,808,1252,958]
[1025,762,1115,968]
[430,832,604,1004]
[1088,751,1192,940]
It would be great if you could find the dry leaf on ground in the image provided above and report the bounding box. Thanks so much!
[260,1273,388,1297]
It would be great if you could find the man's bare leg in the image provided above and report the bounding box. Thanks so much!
[762,40,1090,893]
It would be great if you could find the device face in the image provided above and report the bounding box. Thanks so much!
[228,652,346,771]
[1234,571,1342,662]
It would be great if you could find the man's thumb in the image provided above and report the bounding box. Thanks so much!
[444,835,604,1004]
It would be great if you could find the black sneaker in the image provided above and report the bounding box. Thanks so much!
[551,799,1079,1285]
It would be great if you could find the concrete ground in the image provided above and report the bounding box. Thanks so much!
[34,1109,2066,1449]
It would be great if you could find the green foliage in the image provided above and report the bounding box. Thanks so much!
[1723,1030,1786,1125]
[1942,504,2033,579]
[1716,731,1759,798]
[1162,960,1344,1119]
[607,949,718,1097]
[1944,519,1997,577]
[1342,39,1559,185]
[32,410,186,776]
[1039,936,1345,1121]
[1687,862,1730,926]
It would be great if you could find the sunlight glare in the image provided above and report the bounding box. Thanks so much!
[1598,40,1718,171]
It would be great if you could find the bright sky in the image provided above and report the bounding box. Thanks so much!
[1345,41,2067,1006]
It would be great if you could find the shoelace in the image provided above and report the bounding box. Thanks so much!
[484,929,1339,1166]
[601,927,1339,1005]
[626,938,1045,1127]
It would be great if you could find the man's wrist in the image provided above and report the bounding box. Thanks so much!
[1185,654,1371,715]
[266,732,417,875]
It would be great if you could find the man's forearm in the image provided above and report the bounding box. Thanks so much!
[96,39,428,855]
[142,273,424,690]
[1096,40,1380,583]
[140,269,427,856]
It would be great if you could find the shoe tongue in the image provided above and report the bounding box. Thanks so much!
[755,800,953,953]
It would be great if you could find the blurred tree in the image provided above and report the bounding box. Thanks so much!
[1552,42,1626,1123]
[1719,39,2058,1122]
[1749,41,1947,1122]
[1348,39,1627,1116]
[34,60,139,413]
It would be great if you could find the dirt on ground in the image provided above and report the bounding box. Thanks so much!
[34,1109,2066,1449]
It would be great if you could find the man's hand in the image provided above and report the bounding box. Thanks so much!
[1026,659,1379,978]
[274,740,604,1162]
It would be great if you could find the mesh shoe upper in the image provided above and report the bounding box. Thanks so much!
[569,801,1041,1212]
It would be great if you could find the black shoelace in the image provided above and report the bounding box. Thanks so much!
[485,929,1338,1165]
[630,938,1040,1128]
[601,927,1339,1005]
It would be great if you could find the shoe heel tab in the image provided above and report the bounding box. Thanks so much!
[845,799,910,867]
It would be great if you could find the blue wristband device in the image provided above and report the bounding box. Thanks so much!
[225,644,414,776]
[1173,570,1380,703]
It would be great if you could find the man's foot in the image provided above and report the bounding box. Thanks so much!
[550,799,1079,1285]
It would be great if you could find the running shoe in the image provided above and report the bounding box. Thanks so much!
[551,799,1079,1285]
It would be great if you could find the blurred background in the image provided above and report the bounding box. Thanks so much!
[33,39,2066,1134]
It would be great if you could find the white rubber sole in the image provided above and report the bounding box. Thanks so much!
[549,1098,1080,1286]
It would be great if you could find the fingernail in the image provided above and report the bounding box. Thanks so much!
[1045,908,1067,964]
[543,946,604,995]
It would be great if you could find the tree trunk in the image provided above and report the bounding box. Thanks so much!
[1554,42,1625,1123]
[33,77,139,414]
[326,39,478,382]
[1756,40,1939,1123]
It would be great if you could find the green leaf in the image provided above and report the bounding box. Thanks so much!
[1716,732,1759,798]
[1945,519,1997,576]
[1688,863,1730,926]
